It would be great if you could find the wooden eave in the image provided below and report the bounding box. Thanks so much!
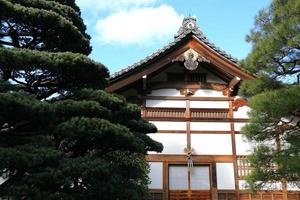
[107,33,255,93]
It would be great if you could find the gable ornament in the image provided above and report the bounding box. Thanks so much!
[173,49,210,71]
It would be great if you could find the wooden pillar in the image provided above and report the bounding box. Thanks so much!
[211,163,218,200]
[163,161,169,200]
[186,99,191,199]
[229,100,240,200]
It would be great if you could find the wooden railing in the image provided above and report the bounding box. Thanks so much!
[147,190,300,200]
[237,156,252,179]
[142,107,229,120]
[191,109,228,119]
[239,192,300,200]
[144,107,185,119]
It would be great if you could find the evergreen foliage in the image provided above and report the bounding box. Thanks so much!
[243,86,300,190]
[240,0,300,78]
[0,0,162,199]
[239,0,300,192]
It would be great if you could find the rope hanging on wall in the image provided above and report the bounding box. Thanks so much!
[184,147,195,171]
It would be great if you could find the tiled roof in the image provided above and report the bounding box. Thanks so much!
[110,17,238,80]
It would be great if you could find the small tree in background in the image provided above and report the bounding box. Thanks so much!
[239,0,300,199]
[0,0,162,199]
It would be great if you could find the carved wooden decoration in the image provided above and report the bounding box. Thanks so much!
[173,49,210,71]
[179,88,197,96]
[233,98,248,111]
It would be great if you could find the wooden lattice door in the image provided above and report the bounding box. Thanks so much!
[169,165,211,200]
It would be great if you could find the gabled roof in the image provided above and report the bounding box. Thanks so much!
[108,17,255,92]
[110,17,238,80]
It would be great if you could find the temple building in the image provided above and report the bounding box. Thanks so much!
[107,17,300,200]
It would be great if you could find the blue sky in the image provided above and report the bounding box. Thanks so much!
[75,0,271,74]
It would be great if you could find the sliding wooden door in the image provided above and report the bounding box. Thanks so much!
[169,165,211,200]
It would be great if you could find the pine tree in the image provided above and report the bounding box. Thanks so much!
[0,1,162,199]
[239,0,300,198]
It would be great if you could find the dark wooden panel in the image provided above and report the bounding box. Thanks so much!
[169,190,210,200]
[238,192,300,200]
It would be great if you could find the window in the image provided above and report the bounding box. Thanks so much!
[169,165,211,190]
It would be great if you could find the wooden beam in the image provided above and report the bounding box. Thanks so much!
[229,76,241,89]
[144,96,233,101]
[146,155,235,162]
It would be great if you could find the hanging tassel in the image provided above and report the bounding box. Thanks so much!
[184,147,194,171]
[187,157,193,171]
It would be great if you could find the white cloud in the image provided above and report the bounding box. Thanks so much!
[95,5,183,45]
[76,0,157,12]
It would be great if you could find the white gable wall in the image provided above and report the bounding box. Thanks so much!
[148,89,182,97]
[234,122,248,132]
[191,134,232,155]
[146,99,186,108]
[233,106,250,119]
[147,133,186,154]
[235,134,254,155]
[191,122,231,131]
[149,121,186,131]
[193,89,225,97]
[190,100,229,108]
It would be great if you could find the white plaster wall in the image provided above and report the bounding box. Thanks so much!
[193,89,225,97]
[146,100,185,108]
[148,89,182,97]
[148,162,163,189]
[191,134,232,155]
[147,133,186,154]
[149,121,186,131]
[216,163,235,189]
[233,106,250,119]
[234,122,248,132]
[190,122,231,131]
[190,101,229,109]
[235,134,254,155]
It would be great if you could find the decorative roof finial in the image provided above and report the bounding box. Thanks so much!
[175,16,205,39]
